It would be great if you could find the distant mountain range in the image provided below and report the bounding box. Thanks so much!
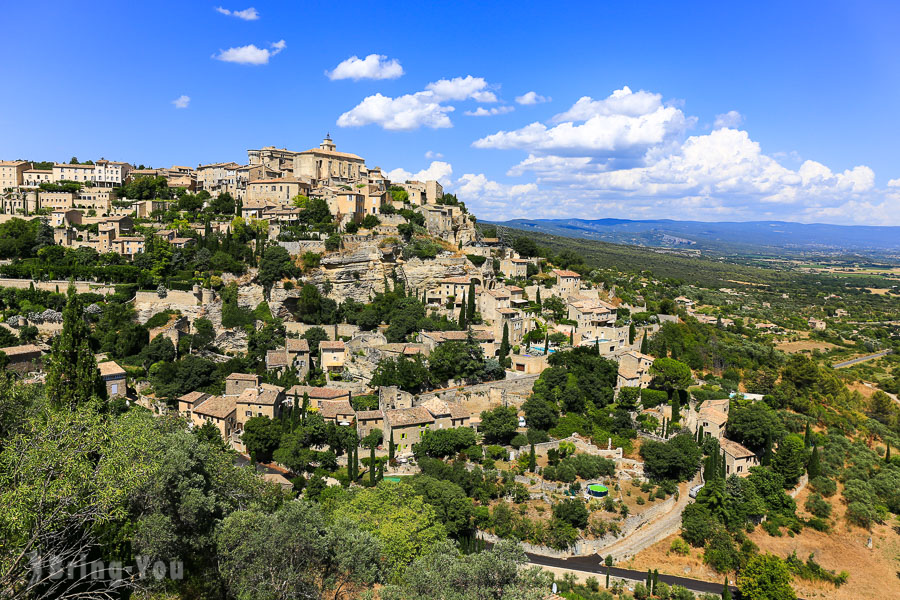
[485,218,900,255]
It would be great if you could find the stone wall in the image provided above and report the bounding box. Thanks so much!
[284,322,360,339]
[0,278,117,295]
[278,240,326,255]
[416,374,539,407]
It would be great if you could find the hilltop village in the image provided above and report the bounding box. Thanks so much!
[2,138,899,600]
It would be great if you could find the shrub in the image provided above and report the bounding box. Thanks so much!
[466,254,487,267]
[641,388,669,408]
[669,537,691,556]
[809,476,837,498]
[804,493,832,519]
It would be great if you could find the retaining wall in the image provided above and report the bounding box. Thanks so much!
[0,278,117,295]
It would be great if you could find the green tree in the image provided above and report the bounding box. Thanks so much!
[217,500,382,600]
[380,539,549,600]
[772,434,806,487]
[331,481,446,576]
[737,554,796,600]
[242,416,281,463]
[258,244,295,291]
[480,405,519,445]
[46,289,105,408]
[649,357,692,397]
[499,322,511,368]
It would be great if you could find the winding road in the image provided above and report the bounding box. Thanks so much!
[833,350,891,368]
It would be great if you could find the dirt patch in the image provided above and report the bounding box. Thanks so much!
[776,339,840,354]
[866,288,892,295]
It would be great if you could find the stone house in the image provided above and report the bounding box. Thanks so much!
[420,398,472,429]
[509,353,549,375]
[225,373,260,397]
[98,360,127,398]
[356,410,385,440]
[499,258,530,279]
[266,338,310,379]
[616,350,654,389]
[384,406,435,455]
[191,396,237,439]
[552,269,581,297]
[0,344,43,373]
[720,438,759,477]
[319,399,356,426]
[236,383,285,429]
[285,385,351,410]
[319,340,347,374]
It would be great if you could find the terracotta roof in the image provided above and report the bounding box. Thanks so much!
[357,410,384,420]
[699,407,728,426]
[440,276,474,285]
[386,406,434,427]
[286,385,350,400]
[552,269,581,278]
[487,289,510,298]
[98,361,126,377]
[226,372,259,382]
[319,399,355,420]
[319,340,345,351]
[237,385,282,406]
[720,438,755,459]
[193,395,236,419]
[427,330,494,342]
[266,349,289,367]
[300,148,364,161]
[179,391,209,405]
[286,338,309,352]
[0,344,41,357]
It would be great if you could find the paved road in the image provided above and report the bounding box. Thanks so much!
[523,551,734,596]
[833,350,891,368]
[597,479,696,562]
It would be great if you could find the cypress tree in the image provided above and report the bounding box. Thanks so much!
[629,322,636,345]
[529,443,536,472]
[458,295,467,328]
[762,431,773,466]
[886,443,891,463]
[467,280,476,320]
[569,328,574,346]
[807,445,822,478]
[671,396,681,424]
[640,332,648,354]
[47,287,104,408]
[646,569,652,588]
[722,577,731,600]
[595,338,600,355]
[652,570,659,594]
[536,288,542,308]
[370,443,376,486]
[389,432,395,462]
[301,392,309,422]
[543,331,549,355]
[499,322,510,367]
[804,421,812,447]
[605,566,610,589]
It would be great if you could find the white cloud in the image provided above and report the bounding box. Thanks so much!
[215,6,259,20]
[326,54,404,80]
[464,106,514,117]
[386,161,453,184]
[714,110,743,128]
[515,91,550,105]
[172,95,190,109]
[337,75,498,130]
[212,39,285,65]
[473,87,689,159]
[425,150,443,159]
[450,174,540,221]
[469,84,894,224]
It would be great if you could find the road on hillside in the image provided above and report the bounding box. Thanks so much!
[523,552,734,596]
[833,350,891,368]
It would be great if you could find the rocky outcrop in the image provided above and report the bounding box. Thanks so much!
[215,328,249,355]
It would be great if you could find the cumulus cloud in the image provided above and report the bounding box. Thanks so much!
[714,110,743,128]
[172,95,190,109]
[425,150,443,159]
[215,6,259,20]
[212,39,285,65]
[386,161,453,183]
[327,54,404,80]
[473,87,690,159]
[337,75,498,130]
[516,91,550,105]
[465,106,514,117]
[469,85,893,224]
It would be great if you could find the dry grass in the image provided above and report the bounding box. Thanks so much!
[626,486,900,600]
[776,339,840,354]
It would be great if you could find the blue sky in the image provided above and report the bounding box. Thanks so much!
[2,1,899,224]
